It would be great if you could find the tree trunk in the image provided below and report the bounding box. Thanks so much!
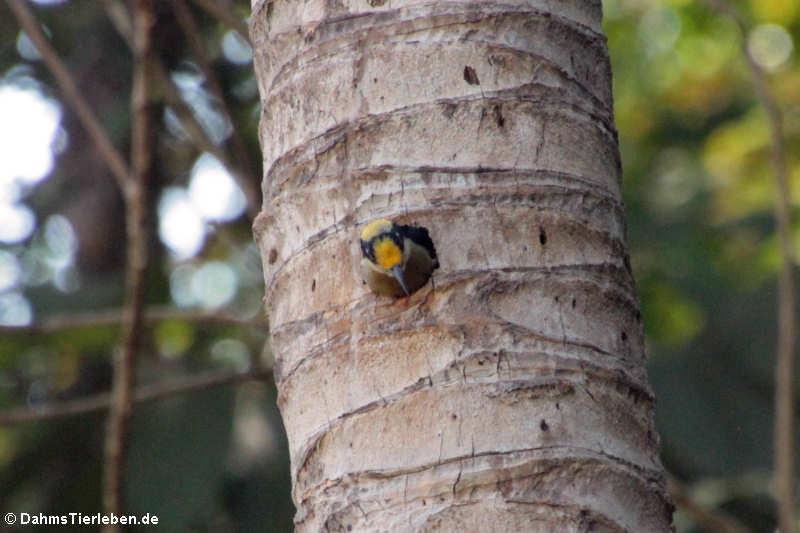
[251,1,673,531]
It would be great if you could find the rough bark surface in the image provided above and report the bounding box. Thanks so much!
[251,1,673,531]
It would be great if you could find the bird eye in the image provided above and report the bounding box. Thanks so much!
[360,240,373,260]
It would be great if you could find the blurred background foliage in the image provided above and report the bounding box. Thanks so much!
[606,0,798,530]
[0,0,795,531]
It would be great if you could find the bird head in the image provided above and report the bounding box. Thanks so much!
[360,218,410,295]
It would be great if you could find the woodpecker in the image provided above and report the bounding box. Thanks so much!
[360,218,439,298]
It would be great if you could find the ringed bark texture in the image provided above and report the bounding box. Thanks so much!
[251,0,673,531]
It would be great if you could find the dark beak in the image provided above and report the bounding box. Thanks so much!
[391,265,410,296]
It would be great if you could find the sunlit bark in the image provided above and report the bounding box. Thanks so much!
[252,1,673,531]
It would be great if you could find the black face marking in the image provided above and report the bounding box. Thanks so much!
[361,239,373,260]
[389,227,404,247]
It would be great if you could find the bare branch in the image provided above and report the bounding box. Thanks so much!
[667,474,751,533]
[102,0,260,220]
[172,0,261,218]
[189,0,250,44]
[102,0,155,524]
[703,2,797,531]
[155,61,261,219]
[0,367,273,426]
[0,305,263,335]
[5,0,132,191]
[101,0,133,42]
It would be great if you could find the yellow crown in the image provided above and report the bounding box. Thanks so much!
[360,219,393,242]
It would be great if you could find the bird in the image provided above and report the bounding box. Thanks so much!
[360,218,439,298]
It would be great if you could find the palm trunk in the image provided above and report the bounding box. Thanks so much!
[251,1,673,531]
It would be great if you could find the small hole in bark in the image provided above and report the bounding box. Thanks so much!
[451,413,457,420]
[493,104,505,127]
[555,402,560,410]
[621,331,628,341]
[572,298,576,308]
[311,279,316,292]
[463,65,480,85]
[540,419,549,431]
[478,359,484,366]
[554,296,559,302]
[539,228,547,245]
[268,249,278,264]
[441,102,457,119]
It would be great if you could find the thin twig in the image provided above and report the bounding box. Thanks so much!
[101,0,260,220]
[171,0,261,217]
[102,0,155,525]
[188,0,250,44]
[667,474,751,533]
[101,0,133,42]
[0,306,263,335]
[5,0,132,191]
[156,61,261,219]
[703,2,797,531]
[0,367,272,426]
